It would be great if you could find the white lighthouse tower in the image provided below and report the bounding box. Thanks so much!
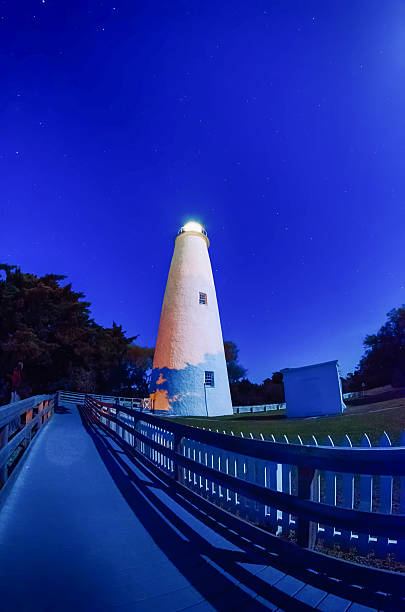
[150,221,233,416]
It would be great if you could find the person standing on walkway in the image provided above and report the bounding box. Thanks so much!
[9,361,23,403]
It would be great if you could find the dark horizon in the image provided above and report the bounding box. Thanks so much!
[2,1,404,382]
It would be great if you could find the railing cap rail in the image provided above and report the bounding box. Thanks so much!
[0,394,53,429]
[86,397,405,476]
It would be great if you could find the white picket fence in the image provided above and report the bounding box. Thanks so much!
[233,403,286,413]
[342,391,363,400]
[233,392,362,414]
[129,421,405,562]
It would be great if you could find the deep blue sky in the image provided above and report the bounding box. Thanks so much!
[1,1,404,382]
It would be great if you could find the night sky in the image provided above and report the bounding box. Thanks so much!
[1,1,404,382]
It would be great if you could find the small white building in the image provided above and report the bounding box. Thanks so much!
[281,360,346,418]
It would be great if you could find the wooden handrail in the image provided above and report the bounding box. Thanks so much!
[0,394,52,428]
[0,395,54,494]
[82,396,405,606]
[84,397,405,542]
[85,396,405,476]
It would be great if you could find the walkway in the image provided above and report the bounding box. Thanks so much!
[0,405,378,611]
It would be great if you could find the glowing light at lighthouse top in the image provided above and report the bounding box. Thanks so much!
[183,221,203,233]
[177,220,209,246]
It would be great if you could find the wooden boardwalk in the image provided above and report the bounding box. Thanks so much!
[0,403,397,611]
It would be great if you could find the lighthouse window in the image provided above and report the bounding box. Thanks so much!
[205,371,215,387]
[199,292,207,305]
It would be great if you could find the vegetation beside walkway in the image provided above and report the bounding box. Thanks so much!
[171,396,405,446]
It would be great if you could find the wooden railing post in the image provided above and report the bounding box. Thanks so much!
[0,462,7,487]
[297,465,318,548]
[0,424,9,449]
[173,432,183,483]
[0,424,9,486]
[89,398,97,425]
[37,402,44,429]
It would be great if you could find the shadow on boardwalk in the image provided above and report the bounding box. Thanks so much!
[54,404,72,414]
[79,410,390,611]
[79,411,321,611]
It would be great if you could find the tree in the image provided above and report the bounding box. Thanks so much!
[96,322,137,393]
[224,341,239,364]
[0,264,147,403]
[223,341,285,405]
[262,376,285,403]
[223,340,247,383]
[346,305,405,390]
[230,378,262,406]
[125,344,155,397]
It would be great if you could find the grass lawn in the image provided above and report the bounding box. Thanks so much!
[170,396,405,446]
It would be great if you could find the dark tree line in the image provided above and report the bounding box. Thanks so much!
[0,264,284,407]
[0,264,284,406]
[3,263,400,406]
[228,374,285,406]
[0,265,153,405]
[344,305,405,391]
[223,340,285,405]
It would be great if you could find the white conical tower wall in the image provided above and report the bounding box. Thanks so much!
[150,229,233,416]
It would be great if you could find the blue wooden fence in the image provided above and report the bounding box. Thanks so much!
[0,395,54,500]
[87,395,405,563]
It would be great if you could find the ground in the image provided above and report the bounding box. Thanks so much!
[170,387,405,446]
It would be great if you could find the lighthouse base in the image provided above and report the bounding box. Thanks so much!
[150,355,233,417]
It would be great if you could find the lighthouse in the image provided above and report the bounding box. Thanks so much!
[150,221,233,417]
